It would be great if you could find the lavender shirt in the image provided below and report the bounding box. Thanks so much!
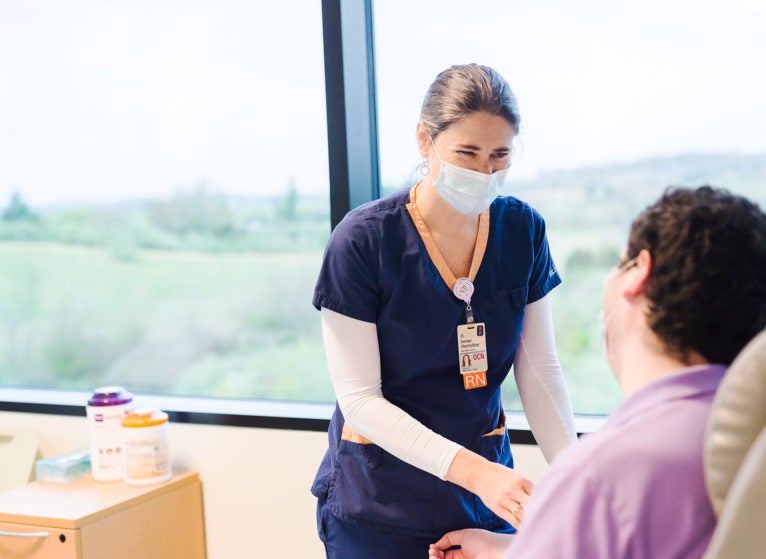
[507,364,725,559]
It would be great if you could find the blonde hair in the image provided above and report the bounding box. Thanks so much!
[420,63,521,139]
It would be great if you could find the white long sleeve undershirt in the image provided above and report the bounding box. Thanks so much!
[513,295,577,462]
[321,294,576,480]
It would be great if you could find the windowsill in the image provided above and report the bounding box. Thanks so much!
[0,388,604,443]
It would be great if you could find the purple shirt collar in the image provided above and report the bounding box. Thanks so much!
[603,363,727,431]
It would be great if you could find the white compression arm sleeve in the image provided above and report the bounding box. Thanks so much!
[513,295,577,463]
[321,307,462,479]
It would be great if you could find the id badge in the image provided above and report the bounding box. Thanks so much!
[457,322,488,390]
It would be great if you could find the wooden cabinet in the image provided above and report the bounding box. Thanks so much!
[0,470,206,559]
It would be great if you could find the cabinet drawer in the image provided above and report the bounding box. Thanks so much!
[0,521,80,559]
[0,471,205,558]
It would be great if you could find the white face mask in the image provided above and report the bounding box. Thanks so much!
[598,257,639,358]
[598,305,619,359]
[429,138,509,215]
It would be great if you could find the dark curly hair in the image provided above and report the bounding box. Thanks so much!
[625,186,766,365]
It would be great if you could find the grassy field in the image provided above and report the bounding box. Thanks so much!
[0,242,334,402]
[0,239,622,414]
[3,156,763,415]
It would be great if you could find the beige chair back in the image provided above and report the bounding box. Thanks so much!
[703,329,766,559]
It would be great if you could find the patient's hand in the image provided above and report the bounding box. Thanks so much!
[428,529,512,559]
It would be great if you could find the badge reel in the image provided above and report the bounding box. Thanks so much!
[453,278,488,390]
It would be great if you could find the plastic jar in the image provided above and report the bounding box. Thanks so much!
[86,386,133,481]
[121,408,172,486]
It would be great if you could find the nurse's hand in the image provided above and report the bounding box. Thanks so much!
[428,529,512,559]
[445,449,532,527]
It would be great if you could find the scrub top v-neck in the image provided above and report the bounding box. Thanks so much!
[405,183,490,295]
[311,185,561,537]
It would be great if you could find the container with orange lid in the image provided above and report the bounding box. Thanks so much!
[121,407,172,485]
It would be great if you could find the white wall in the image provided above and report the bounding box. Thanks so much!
[0,411,549,558]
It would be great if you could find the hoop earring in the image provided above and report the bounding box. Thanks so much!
[418,159,429,176]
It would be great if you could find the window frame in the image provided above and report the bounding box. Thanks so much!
[322,0,381,227]
[0,0,382,431]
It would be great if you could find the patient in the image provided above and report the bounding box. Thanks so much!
[429,186,766,559]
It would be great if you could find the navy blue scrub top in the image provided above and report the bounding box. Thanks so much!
[312,187,561,538]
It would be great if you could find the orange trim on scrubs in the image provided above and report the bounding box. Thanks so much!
[341,423,373,444]
[481,412,507,437]
[405,183,490,291]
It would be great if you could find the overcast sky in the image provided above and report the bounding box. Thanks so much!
[1,0,764,206]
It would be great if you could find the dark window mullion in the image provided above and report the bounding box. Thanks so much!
[322,0,380,229]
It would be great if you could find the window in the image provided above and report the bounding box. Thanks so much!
[373,0,766,414]
[0,0,334,402]
[4,1,765,423]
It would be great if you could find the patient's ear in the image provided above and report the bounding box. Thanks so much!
[623,249,652,298]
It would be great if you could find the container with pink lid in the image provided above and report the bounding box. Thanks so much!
[86,386,133,481]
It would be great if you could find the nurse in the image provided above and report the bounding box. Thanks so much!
[311,63,576,559]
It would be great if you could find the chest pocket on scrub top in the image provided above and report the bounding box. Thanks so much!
[489,286,527,310]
